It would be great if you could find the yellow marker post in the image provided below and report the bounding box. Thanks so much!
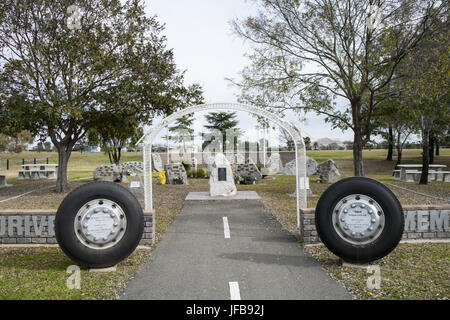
[159,171,166,185]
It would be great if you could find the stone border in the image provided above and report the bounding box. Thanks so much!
[300,205,450,244]
[0,210,155,246]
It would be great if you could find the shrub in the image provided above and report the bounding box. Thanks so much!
[195,168,207,178]
[182,162,191,172]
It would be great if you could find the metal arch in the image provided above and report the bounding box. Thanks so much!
[142,103,303,145]
[142,103,308,236]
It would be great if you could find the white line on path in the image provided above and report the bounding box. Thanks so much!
[223,217,230,239]
[229,281,241,300]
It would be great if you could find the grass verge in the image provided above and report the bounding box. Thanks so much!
[0,247,152,300]
[305,243,450,300]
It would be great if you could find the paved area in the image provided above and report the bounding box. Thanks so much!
[121,200,351,300]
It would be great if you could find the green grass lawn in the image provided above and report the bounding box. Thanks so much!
[0,247,151,300]
[306,243,450,300]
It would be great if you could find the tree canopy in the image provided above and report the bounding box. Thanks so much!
[0,0,203,191]
[231,0,446,176]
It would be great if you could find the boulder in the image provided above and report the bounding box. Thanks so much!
[282,159,296,175]
[234,159,262,185]
[93,164,124,182]
[121,161,144,176]
[209,153,237,197]
[283,157,319,176]
[317,159,341,183]
[165,163,188,185]
[266,153,284,174]
[306,157,318,176]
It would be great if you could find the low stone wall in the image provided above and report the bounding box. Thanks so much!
[0,210,154,245]
[301,205,450,244]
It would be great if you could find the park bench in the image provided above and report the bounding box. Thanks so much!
[0,174,7,187]
[396,164,447,182]
[392,169,401,180]
[404,170,450,182]
[18,164,58,180]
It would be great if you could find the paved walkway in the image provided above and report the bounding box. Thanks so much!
[121,200,351,300]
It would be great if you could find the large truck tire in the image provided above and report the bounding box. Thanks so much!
[55,181,144,268]
[315,177,404,263]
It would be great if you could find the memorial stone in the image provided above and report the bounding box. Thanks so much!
[209,153,237,197]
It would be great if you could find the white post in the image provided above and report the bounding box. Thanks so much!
[166,128,170,165]
[263,126,267,167]
[144,142,153,211]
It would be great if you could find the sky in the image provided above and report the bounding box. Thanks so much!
[145,0,355,144]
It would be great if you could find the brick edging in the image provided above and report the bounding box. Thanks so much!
[300,205,450,244]
[0,209,154,245]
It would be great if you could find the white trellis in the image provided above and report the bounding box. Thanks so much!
[140,103,308,231]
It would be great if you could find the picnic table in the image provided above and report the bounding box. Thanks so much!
[18,164,58,180]
[0,166,7,187]
[393,164,448,182]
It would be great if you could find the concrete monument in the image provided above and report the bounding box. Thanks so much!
[209,153,237,197]
[151,153,164,172]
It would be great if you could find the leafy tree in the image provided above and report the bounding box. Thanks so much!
[0,0,199,192]
[303,137,311,150]
[313,141,319,151]
[279,127,295,151]
[0,130,34,153]
[203,112,241,152]
[88,113,142,165]
[169,114,195,153]
[231,0,445,176]
[377,91,417,167]
[399,14,449,184]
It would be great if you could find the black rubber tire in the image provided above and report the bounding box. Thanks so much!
[55,181,144,268]
[315,177,404,263]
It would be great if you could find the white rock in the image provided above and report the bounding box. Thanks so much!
[266,153,284,174]
[209,153,237,197]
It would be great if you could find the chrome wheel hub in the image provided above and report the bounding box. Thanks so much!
[74,199,127,249]
[332,194,385,245]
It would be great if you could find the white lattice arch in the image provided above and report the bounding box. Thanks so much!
[140,103,308,231]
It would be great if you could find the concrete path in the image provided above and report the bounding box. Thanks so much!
[121,200,351,300]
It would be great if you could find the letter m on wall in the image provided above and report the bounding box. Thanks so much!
[430,210,449,232]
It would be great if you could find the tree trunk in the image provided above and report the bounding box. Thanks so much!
[419,128,430,185]
[429,134,435,164]
[56,144,72,193]
[116,147,121,165]
[353,129,365,176]
[396,148,402,166]
[386,124,393,161]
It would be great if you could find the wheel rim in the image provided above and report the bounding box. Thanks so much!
[74,199,127,250]
[332,194,385,245]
